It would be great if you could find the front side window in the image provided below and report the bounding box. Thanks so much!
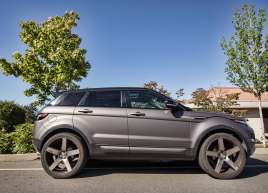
[83,91,121,108]
[127,90,169,109]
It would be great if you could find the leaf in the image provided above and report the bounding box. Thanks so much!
[0,11,90,106]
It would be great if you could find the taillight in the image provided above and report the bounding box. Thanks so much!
[37,113,48,121]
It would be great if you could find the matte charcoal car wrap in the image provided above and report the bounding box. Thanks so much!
[33,87,256,179]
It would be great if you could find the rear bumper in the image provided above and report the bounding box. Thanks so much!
[32,138,41,153]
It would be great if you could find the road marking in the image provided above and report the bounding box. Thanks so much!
[0,165,268,171]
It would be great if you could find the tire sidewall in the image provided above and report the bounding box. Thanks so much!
[41,132,87,179]
[198,133,246,179]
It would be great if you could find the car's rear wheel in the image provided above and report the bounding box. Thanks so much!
[41,132,88,179]
[198,133,246,179]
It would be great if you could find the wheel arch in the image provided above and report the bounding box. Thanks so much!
[192,126,248,159]
[39,127,91,156]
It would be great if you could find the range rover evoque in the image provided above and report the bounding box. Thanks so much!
[33,87,256,179]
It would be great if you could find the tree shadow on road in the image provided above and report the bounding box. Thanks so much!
[238,157,268,179]
[75,157,268,179]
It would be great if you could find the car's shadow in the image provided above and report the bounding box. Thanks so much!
[75,157,268,179]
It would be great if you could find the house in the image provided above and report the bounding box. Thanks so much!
[185,87,268,141]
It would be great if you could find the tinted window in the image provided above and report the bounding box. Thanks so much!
[127,90,168,109]
[54,92,85,106]
[83,91,121,108]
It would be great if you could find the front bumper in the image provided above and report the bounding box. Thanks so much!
[244,138,256,156]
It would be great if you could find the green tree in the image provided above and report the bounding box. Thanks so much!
[0,11,90,106]
[191,87,240,114]
[175,88,184,102]
[0,101,26,132]
[191,88,212,109]
[23,104,37,123]
[220,5,268,142]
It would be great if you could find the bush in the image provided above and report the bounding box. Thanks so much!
[23,104,37,123]
[0,101,26,132]
[0,131,13,153]
[11,123,35,154]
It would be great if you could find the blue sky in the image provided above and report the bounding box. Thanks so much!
[0,0,268,104]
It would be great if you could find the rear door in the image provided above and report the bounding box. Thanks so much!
[73,90,128,153]
[125,89,191,155]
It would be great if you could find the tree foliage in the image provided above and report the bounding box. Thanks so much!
[220,4,268,141]
[144,81,185,103]
[191,88,212,109]
[175,88,184,102]
[144,81,171,96]
[220,5,268,98]
[23,104,37,123]
[0,11,90,106]
[0,101,26,132]
[11,123,35,154]
[0,123,34,154]
[191,87,240,114]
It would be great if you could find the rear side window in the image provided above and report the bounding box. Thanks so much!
[50,92,85,106]
[82,91,121,108]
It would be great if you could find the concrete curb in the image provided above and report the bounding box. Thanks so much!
[0,147,267,162]
[254,148,268,155]
[255,144,267,148]
[0,153,39,162]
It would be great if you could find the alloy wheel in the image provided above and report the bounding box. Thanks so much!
[45,137,80,173]
[205,136,242,174]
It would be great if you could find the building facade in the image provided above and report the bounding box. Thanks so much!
[186,87,268,141]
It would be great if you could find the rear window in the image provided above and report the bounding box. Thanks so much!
[82,91,121,108]
[49,92,86,106]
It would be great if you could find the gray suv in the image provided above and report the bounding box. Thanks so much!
[33,87,255,179]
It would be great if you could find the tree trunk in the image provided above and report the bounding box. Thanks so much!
[257,96,266,146]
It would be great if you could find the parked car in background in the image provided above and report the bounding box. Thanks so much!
[33,87,255,179]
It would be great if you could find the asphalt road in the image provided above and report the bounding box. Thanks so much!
[1,154,268,193]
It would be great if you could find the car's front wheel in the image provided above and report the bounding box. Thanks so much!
[41,132,88,178]
[198,133,246,179]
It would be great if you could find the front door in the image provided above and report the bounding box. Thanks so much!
[125,90,191,155]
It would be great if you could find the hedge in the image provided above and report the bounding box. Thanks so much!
[0,123,34,154]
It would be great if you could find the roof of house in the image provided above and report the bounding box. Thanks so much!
[185,87,268,109]
[208,87,268,102]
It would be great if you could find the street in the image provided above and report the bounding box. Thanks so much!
[0,154,268,193]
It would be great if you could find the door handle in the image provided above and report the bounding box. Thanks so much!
[130,112,146,116]
[78,109,93,113]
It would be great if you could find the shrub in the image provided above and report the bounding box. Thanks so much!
[11,123,34,154]
[0,131,13,153]
[23,104,37,123]
[0,101,26,132]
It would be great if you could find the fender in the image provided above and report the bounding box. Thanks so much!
[39,124,92,155]
[190,117,251,158]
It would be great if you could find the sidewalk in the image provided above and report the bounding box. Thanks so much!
[0,153,39,162]
[0,148,267,162]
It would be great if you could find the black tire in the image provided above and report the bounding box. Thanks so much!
[198,133,246,179]
[41,132,88,179]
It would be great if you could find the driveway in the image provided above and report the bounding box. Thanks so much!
[0,153,268,193]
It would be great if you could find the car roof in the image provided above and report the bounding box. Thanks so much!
[68,87,150,92]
